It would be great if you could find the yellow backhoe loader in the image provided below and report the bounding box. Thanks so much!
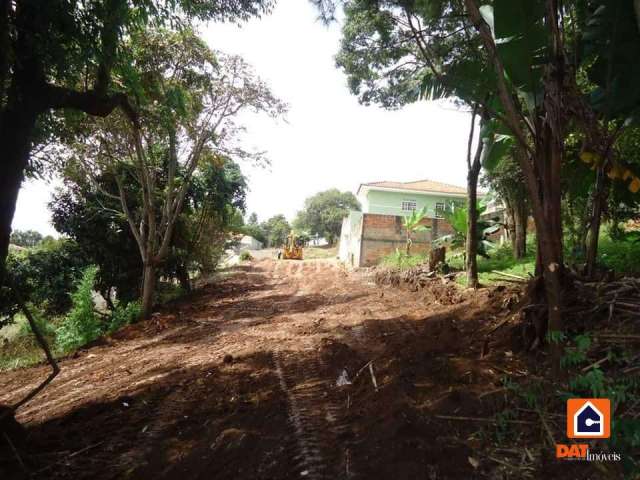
[282,233,303,260]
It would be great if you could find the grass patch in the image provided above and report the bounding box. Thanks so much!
[0,314,58,370]
[448,241,536,286]
[448,230,640,286]
[380,249,428,270]
[597,235,640,275]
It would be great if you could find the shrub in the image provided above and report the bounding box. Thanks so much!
[239,251,253,261]
[107,301,141,334]
[1,239,87,329]
[56,265,102,352]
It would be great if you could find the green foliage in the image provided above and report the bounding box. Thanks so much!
[492,0,547,97]
[294,189,361,245]
[597,233,640,274]
[561,334,592,367]
[402,207,429,255]
[106,301,141,335]
[1,0,275,180]
[1,239,88,329]
[449,240,537,286]
[51,149,249,298]
[402,207,429,233]
[336,0,493,108]
[9,230,44,248]
[261,215,291,247]
[382,249,428,270]
[239,251,253,261]
[171,159,249,276]
[243,212,267,244]
[581,0,640,119]
[56,266,102,352]
[560,332,640,474]
[50,172,144,304]
[437,202,496,258]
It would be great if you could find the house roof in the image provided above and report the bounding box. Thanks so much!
[357,179,470,197]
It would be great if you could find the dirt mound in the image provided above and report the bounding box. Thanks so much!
[373,265,466,305]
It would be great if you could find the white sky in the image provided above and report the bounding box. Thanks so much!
[12,0,473,236]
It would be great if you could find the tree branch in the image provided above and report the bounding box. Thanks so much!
[44,84,139,127]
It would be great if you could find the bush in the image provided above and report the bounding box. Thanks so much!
[239,251,253,261]
[106,301,141,334]
[56,265,102,352]
[598,234,640,274]
[1,239,87,329]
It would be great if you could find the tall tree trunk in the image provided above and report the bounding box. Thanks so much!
[0,106,38,279]
[513,199,527,259]
[586,166,607,276]
[466,168,480,288]
[465,105,482,289]
[464,0,566,376]
[141,262,156,320]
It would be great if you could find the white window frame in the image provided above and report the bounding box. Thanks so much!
[435,202,446,219]
[401,200,417,212]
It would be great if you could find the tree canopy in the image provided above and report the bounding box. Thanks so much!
[9,230,44,248]
[0,0,275,279]
[293,189,360,244]
[262,215,291,247]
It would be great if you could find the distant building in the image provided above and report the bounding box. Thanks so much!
[340,179,476,267]
[239,235,263,250]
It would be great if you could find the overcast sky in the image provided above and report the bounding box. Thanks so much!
[12,0,473,237]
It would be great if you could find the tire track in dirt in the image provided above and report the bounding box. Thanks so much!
[273,348,353,480]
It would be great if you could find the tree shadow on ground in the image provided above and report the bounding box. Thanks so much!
[0,347,353,480]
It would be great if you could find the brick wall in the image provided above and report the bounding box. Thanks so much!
[358,213,452,267]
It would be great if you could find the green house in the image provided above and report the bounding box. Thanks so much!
[357,179,471,217]
[339,179,475,267]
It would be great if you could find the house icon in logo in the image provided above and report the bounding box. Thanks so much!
[567,398,610,439]
[574,401,603,436]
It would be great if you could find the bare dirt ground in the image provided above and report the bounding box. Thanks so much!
[0,259,589,479]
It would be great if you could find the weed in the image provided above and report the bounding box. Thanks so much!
[107,301,141,334]
[56,265,102,352]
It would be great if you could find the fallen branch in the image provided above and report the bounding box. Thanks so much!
[368,363,379,392]
[434,414,535,425]
[353,360,373,381]
[491,270,527,281]
[478,387,508,399]
[581,356,609,373]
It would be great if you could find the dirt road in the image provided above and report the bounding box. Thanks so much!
[0,258,533,479]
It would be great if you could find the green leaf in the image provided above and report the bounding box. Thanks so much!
[479,5,494,37]
[482,133,514,171]
[494,0,547,95]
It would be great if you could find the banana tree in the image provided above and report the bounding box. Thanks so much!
[402,207,430,255]
[436,202,498,260]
